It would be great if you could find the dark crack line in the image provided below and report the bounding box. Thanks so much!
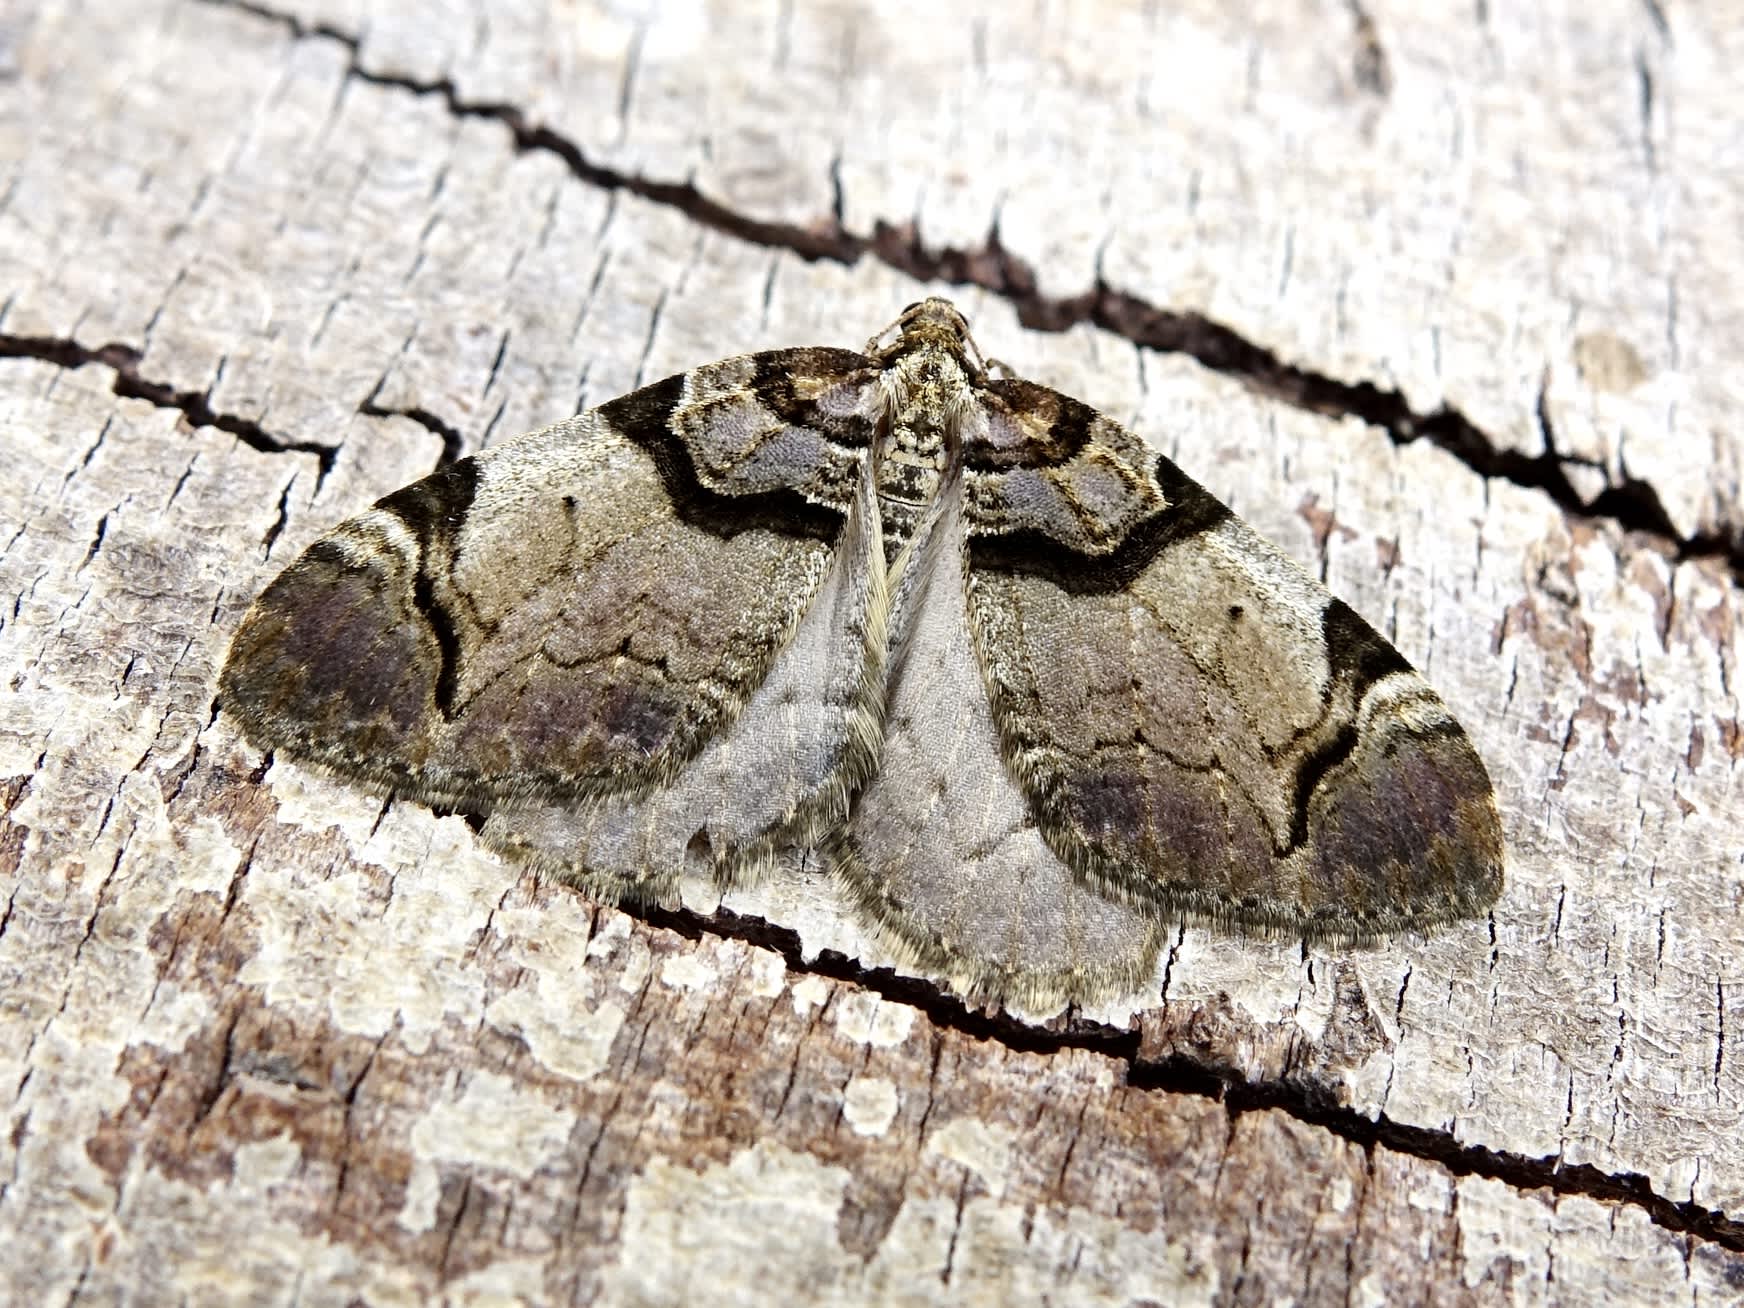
[0,332,339,483]
[631,896,1744,1255]
[357,399,466,468]
[199,0,1744,586]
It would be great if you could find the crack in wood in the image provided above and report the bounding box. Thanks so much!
[357,400,466,469]
[632,897,1744,1255]
[194,0,1744,588]
[0,332,339,484]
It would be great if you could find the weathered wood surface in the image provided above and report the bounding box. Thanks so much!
[2,0,1741,1303]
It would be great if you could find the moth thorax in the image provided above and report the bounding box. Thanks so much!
[886,347,970,440]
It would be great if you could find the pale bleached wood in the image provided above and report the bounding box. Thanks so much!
[1,1,1740,1305]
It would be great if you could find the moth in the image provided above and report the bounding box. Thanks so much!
[221,298,1503,1006]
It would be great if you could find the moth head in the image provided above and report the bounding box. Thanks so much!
[868,297,986,377]
[897,297,971,334]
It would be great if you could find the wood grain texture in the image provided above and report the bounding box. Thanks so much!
[2,1,1740,1304]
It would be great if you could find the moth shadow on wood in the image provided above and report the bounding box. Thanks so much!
[219,298,1504,1009]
